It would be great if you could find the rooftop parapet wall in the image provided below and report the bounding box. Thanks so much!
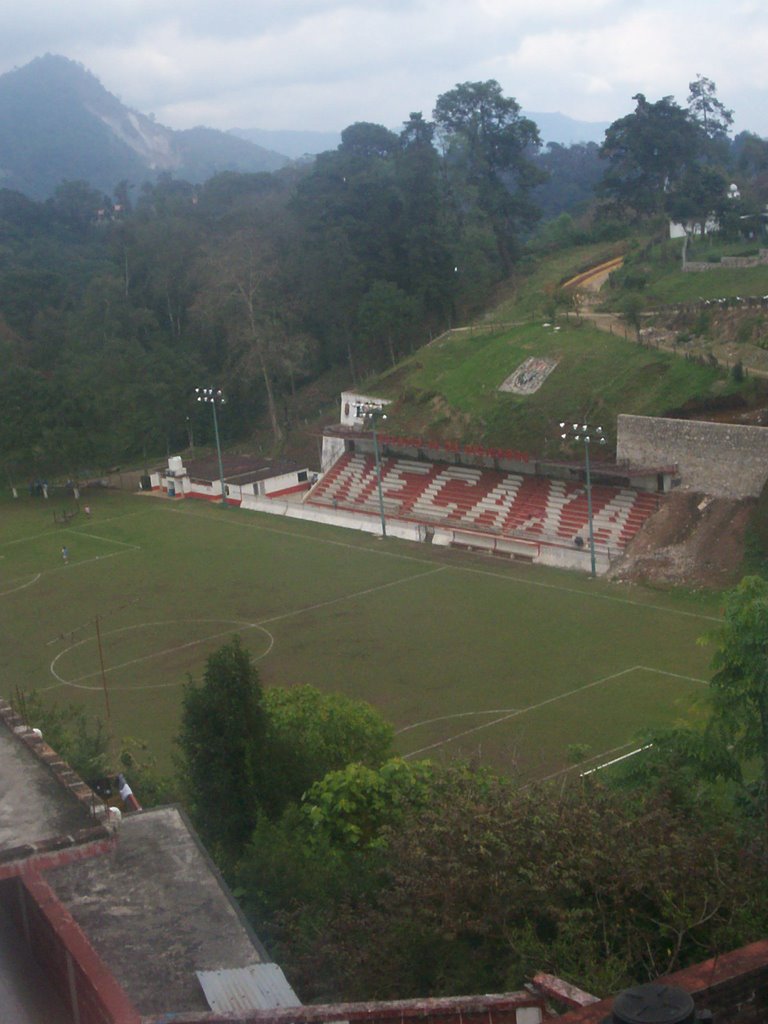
[140,989,548,1024]
[617,414,768,498]
[551,938,768,1024]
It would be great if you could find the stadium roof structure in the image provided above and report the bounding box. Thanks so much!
[2,696,767,1024]
[185,454,306,487]
[321,424,678,492]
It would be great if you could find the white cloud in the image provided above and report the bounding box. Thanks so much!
[0,0,764,135]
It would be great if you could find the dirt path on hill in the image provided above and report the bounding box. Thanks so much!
[565,256,768,380]
[562,256,624,293]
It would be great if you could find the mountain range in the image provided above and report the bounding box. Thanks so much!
[230,112,610,160]
[1,54,609,200]
[0,55,289,199]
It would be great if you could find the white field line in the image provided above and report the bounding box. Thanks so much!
[45,620,274,691]
[0,548,131,598]
[256,565,446,627]
[71,509,155,529]
[401,665,709,759]
[70,530,140,549]
[454,563,724,624]
[0,508,150,549]
[396,708,521,735]
[161,503,722,624]
[47,567,446,690]
[54,550,130,573]
[534,740,641,784]
[2,530,67,548]
[580,744,654,777]
[0,573,41,596]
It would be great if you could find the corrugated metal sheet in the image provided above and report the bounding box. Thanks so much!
[197,963,302,1014]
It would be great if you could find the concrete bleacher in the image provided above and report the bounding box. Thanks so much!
[307,452,660,554]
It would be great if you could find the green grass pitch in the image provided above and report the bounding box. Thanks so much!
[0,490,724,781]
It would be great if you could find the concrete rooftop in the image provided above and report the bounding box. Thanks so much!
[46,805,269,1016]
[0,727,91,853]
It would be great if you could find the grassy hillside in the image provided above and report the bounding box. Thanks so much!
[602,237,768,307]
[369,321,732,455]
[361,239,759,456]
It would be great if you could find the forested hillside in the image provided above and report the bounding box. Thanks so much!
[2,74,768,483]
[0,81,550,478]
[0,55,288,198]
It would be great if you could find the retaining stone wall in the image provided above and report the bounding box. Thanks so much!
[617,414,768,498]
[683,248,768,272]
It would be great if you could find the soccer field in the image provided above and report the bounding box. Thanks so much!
[0,490,723,780]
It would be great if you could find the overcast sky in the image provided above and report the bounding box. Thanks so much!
[2,0,766,137]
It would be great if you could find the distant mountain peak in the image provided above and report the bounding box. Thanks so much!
[524,110,610,146]
[0,54,288,199]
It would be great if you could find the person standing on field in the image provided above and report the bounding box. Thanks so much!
[61,545,69,564]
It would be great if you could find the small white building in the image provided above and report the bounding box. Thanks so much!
[149,454,312,505]
[321,391,392,471]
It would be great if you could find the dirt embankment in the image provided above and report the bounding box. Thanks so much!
[609,490,755,589]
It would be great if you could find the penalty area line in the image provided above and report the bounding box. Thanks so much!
[396,708,521,735]
[400,663,707,759]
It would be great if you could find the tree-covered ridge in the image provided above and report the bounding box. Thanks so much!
[0,81,549,476]
[0,54,288,199]
[2,75,768,480]
[598,76,768,232]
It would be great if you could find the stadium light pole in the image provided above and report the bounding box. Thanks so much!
[559,421,606,577]
[363,405,388,538]
[196,387,227,506]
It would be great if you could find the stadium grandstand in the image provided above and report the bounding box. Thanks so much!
[302,392,676,574]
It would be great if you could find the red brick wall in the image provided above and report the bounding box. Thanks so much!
[1,871,139,1024]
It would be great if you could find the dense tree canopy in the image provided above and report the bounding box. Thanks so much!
[261,685,395,816]
[433,80,543,271]
[0,75,763,480]
[707,575,768,831]
[236,762,768,1003]
[176,636,268,860]
[599,93,704,216]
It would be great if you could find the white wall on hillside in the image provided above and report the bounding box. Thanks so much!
[339,391,391,426]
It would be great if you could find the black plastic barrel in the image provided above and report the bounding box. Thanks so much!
[611,984,696,1024]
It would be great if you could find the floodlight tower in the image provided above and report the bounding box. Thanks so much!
[196,387,227,506]
[559,421,606,577]
[362,404,388,538]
